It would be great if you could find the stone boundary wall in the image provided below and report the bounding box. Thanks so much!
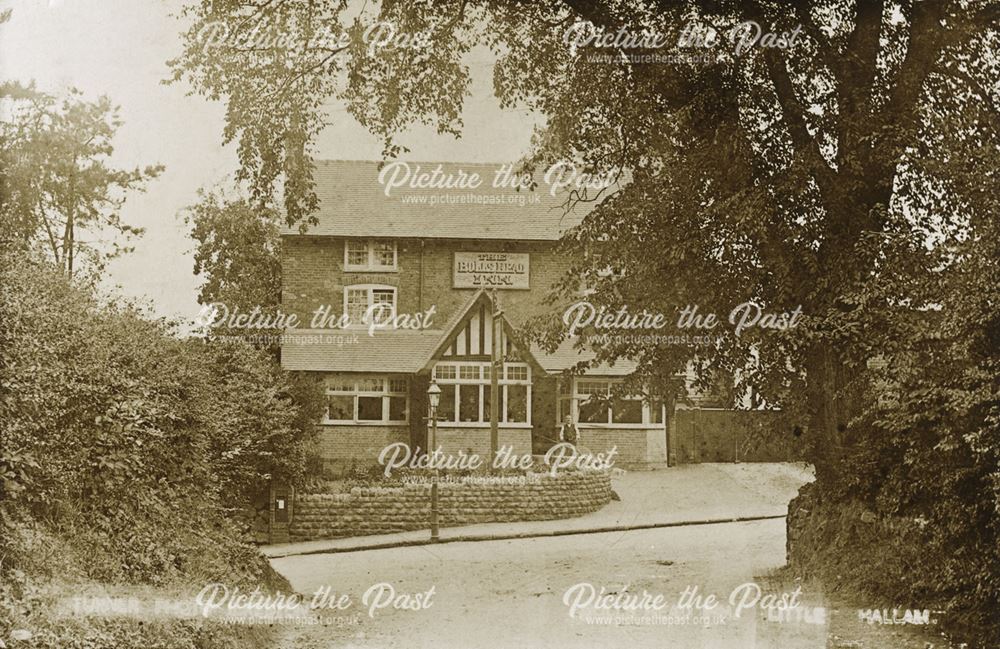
[290,470,612,541]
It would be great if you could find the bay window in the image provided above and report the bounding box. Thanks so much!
[431,362,531,425]
[558,378,656,425]
[324,375,409,423]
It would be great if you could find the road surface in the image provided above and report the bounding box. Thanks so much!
[271,518,948,649]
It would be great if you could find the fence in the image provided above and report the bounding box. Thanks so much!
[670,409,802,464]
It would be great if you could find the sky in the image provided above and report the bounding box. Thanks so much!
[0,0,539,324]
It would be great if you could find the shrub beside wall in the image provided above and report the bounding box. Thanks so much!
[290,470,612,541]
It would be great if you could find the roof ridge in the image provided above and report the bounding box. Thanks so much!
[284,160,598,240]
[314,159,532,167]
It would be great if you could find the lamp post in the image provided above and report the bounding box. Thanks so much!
[489,289,501,474]
[427,379,441,542]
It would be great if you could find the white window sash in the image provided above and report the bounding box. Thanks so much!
[325,376,408,424]
[431,361,531,425]
[342,284,397,326]
[570,377,650,426]
[344,240,398,271]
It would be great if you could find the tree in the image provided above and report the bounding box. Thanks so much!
[827,124,1000,641]
[185,188,282,313]
[0,87,164,276]
[183,189,324,462]
[170,0,999,478]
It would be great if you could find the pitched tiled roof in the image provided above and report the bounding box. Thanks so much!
[281,327,639,376]
[531,337,638,376]
[280,329,444,373]
[282,160,602,240]
[281,290,554,375]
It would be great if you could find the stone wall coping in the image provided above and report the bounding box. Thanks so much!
[290,468,613,542]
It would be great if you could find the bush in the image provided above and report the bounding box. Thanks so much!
[0,253,320,646]
[789,239,1000,647]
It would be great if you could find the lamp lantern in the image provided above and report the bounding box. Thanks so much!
[427,380,441,410]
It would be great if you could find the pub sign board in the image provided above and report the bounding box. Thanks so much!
[453,252,530,289]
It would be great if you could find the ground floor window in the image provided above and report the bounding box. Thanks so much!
[558,378,662,426]
[432,361,531,425]
[324,375,408,424]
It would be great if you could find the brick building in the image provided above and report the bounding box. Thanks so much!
[280,160,674,473]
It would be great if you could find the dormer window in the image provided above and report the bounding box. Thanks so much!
[345,239,397,271]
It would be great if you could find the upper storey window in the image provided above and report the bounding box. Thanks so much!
[345,239,397,271]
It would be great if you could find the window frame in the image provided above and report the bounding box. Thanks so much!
[431,361,532,427]
[558,378,657,428]
[343,284,397,326]
[344,239,398,272]
[323,375,409,424]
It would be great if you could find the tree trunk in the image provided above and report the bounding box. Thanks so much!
[804,342,854,485]
[68,164,76,277]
